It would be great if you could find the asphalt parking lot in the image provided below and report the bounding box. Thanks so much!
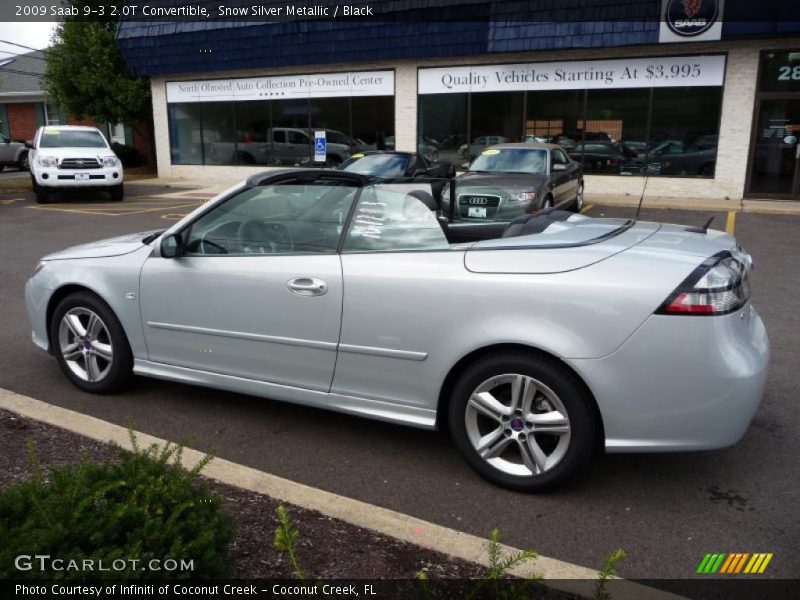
[0,186,798,587]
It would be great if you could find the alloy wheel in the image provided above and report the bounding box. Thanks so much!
[464,373,571,476]
[58,307,114,383]
[575,185,584,211]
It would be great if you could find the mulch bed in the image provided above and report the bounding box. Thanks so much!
[0,408,574,597]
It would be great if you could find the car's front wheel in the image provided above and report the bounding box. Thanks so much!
[572,183,585,212]
[51,292,133,393]
[18,152,29,171]
[448,352,597,491]
[32,178,49,204]
[109,183,124,201]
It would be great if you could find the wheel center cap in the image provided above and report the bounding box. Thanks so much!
[510,417,525,432]
[82,339,92,350]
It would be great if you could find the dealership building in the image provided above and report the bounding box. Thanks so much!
[117,0,800,201]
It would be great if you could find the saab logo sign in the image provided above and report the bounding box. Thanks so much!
[659,0,724,43]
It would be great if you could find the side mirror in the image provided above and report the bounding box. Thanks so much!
[24,141,34,149]
[160,233,184,258]
[552,163,567,172]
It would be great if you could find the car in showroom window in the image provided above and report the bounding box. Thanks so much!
[25,169,768,492]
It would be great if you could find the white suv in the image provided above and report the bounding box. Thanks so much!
[28,125,124,203]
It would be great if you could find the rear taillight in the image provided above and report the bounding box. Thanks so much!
[656,251,751,316]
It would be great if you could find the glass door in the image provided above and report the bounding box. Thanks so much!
[748,98,800,198]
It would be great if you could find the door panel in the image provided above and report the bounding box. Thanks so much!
[139,254,343,391]
[748,98,800,198]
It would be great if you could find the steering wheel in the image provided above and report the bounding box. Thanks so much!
[236,220,293,254]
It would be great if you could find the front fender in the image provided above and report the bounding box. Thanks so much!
[31,246,153,358]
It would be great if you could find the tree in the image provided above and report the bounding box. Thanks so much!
[43,1,151,151]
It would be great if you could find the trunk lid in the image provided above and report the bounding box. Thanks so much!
[464,217,736,274]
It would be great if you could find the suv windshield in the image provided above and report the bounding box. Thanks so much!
[469,148,547,174]
[39,129,107,148]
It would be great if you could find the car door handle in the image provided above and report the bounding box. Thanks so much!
[287,277,327,297]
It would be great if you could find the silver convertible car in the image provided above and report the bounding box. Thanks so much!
[25,170,769,491]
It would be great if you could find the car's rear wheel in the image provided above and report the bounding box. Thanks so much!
[572,183,585,212]
[448,352,597,491]
[109,183,124,201]
[51,292,133,393]
[18,152,29,171]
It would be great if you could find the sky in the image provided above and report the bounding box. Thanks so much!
[0,22,58,57]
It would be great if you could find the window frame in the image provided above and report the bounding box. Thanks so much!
[164,175,370,259]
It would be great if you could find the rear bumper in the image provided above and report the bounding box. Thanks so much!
[568,303,769,452]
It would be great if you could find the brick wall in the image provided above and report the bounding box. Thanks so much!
[7,103,38,141]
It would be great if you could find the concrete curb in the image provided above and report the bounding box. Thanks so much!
[0,388,683,600]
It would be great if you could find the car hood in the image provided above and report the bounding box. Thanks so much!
[35,147,116,159]
[42,230,157,261]
[456,171,548,192]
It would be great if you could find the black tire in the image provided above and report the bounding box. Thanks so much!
[50,292,133,394]
[540,194,554,210]
[109,183,124,201]
[699,163,714,178]
[571,183,585,213]
[34,180,50,204]
[18,152,29,171]
[448,352,597,492]
[0,165,4,172]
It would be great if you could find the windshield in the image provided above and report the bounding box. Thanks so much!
[342,154,409,178]
[469,148,547,174]
[39,129,108,149]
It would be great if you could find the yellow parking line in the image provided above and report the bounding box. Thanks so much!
[27,203,201,216]
[580,203,594,214]
[0,198,22,204]
[725,211,736,235]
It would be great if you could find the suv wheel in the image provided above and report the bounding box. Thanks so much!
[109,183,124,201]
[33,179,50,204]
[448,352,597,491]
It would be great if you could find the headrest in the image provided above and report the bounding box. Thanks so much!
[405,189,438,211]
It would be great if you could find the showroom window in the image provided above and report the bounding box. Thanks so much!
[418,93,468,166]
[166,70,394,167]
[418,56,725,178]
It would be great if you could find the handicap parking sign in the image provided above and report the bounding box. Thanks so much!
[314,131,326,162]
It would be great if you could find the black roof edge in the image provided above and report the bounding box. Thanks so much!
[245,169,371,188]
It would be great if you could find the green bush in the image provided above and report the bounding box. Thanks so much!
[0,436,234,580]
[111,142,142,167]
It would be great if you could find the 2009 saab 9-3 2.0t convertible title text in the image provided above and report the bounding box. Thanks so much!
[25,170,769,491]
